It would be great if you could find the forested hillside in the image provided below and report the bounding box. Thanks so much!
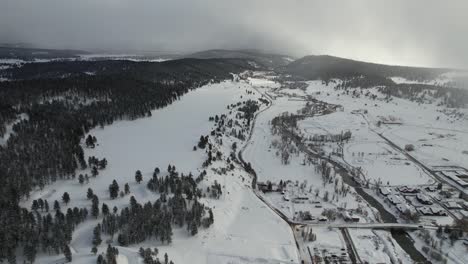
[281,55,452,81]
[0,59,254,262]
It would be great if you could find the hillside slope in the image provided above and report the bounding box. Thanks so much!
[281,55,453,81]
[186,49,294,69]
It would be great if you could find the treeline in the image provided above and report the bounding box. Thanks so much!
[0,59,251,262]
[2,200,89,263]
[281,55,450,82]
[379,83,468,108]
[337,75,395,88]
[1,58,255,81]
[335,75,468,108]
[98,166,214,246]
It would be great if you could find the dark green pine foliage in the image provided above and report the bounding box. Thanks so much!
[87,188,94,200]
[101,165,214,247]
[62,192,70,205]
[109,180,119,199]
[91,195,100,218]
[63,244,72,262]
[92,224,102,247]
[135,170,143,184]
[0,59,248,261]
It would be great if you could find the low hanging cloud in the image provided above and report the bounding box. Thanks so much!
[0,0,467,68]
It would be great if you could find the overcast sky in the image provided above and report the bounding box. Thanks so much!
[1,0,467,68]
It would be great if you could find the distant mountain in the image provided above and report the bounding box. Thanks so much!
[0,46,88,60]
[185,49,295,69]
[281,55,453,81]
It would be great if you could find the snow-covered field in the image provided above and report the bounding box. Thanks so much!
[12,69,468,264]
[298,80,468,186]
[21,79,299,264]
[242,96,313,183]
[348,228,412,264]
[384,126,468,169]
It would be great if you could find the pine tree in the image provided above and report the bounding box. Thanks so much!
[24,243,37,263]
[38,198,44,211]
[54,200,61,211]
[190,221,198,236]
[208,208,214,226]
[86,134,95,148]
[31,200,39,211]
[79,174,85,185]
[87,188,94,199]
[106,244,119,264]
[135,170,143,184]
[97,254,104,264]
[92,166,99,177]
[109,180,119,199]
[63,244,72,262]
[99,158,107,169]
[91,246,98,255]
[62,192,70,205]
[124,183,130,194]
[102,203,110,216]
[45,199,49,212]
[92,224,102,247]
[92,195,100,218]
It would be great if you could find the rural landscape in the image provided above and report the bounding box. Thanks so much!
[1,1,468,264]
[1,47,467,264]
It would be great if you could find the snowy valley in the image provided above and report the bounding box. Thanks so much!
[1,52,467,264]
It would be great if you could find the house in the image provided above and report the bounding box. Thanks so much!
[463,239,468,248]
[418,206,447,216]
[396,203,416,214]
[445,201,462,210]
[387,194,404,205]
[430,207,447,216]
[318,216,328,222]
[416,193,433,205]
[343,211,360,222]
[257,182,269,192]
[462,201,468,210]
[300,211,314,221]
[441,171,468,188]
[398,186,420,194]
[379,187,392,196]
[293,196,309,203]
[418,207,433,216]
[458,210,468,220]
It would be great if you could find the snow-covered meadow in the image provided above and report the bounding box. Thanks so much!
[20,78,299,264]
[11,68,468,264]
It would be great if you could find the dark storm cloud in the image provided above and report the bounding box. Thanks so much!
[0,0,467,68]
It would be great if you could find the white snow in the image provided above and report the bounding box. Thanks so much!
[15,70,468,264]
[21,78,299,264]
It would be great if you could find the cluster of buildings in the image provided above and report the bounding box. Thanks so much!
[311,247,350,264]
[379,184,468,220]
[437,169,468,188]
[433,166,468,200]
[380,186,441,216]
